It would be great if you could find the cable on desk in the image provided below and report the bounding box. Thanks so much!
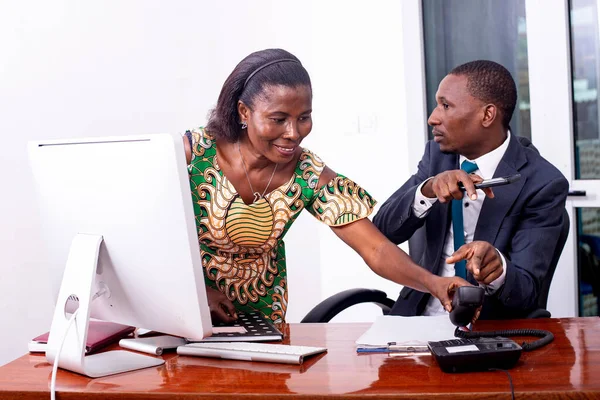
[489,368,515,400]
[454,327,554,351]
[50,308,80,400]
[50,288,110,400]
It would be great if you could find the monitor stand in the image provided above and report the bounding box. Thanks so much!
[45,234,165,378]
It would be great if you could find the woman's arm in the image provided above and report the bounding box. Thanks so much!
[183,135,192,164]
[315,166,469,311]
[330,218,469,311]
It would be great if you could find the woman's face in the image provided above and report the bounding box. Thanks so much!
[238,84,312,164]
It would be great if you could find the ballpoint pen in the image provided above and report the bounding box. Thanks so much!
[356,347,389,353]
[356,344,430,354]
[387,344,429,352]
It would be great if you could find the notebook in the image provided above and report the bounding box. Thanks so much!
[188,311,283,342]
[29,320,135,354]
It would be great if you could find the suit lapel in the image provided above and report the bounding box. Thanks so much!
[474,135,528,244]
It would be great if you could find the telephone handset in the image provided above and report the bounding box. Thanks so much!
[428,286,554,373]
[449,285,484,327]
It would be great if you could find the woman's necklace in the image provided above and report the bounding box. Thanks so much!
[237,142,278,203]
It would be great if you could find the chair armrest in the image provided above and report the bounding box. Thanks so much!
[526,308,551,319]
[300,288,395,323]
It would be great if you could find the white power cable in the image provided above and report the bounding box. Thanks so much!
[50,307,80,400]
[49,288,107,400]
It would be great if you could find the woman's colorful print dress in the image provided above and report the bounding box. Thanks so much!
[186,127,376,323]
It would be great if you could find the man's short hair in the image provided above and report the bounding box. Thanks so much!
[450,60,517,129]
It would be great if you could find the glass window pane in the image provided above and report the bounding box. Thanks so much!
[570,0,600,179]
[422,0,530,140]
[577,208,600,316]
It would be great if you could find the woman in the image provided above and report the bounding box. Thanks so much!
[184,48,470,323]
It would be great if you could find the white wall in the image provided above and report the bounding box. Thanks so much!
[0,0,411,366]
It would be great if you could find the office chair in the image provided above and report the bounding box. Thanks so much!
[301,209,570,323]
[578,234,600,295]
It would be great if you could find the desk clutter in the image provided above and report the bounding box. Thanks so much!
[28,290,551,372]
[354,287,554,373]
[29,312,326,366]
[7,319,599,399]
[28,298,552,373]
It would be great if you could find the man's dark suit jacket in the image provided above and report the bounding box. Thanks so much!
[373,135,569,319]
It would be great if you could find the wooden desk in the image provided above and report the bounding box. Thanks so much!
[1,318,599,399]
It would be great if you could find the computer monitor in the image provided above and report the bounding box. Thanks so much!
[28,133,212,377]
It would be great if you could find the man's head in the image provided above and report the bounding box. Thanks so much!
[428,60,517,159]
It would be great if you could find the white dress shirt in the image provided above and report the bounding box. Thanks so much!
[412,134,511,316]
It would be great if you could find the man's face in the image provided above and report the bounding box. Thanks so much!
[427,74,486,159]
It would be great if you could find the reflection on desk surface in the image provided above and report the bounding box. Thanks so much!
[1,318,599,399]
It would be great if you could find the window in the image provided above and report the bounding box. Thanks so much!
[422,0,530,139]
[570,0,600,316]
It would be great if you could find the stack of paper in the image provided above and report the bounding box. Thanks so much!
[355,315,456,347]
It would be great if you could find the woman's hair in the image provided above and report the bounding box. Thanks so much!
[206,48,312,142]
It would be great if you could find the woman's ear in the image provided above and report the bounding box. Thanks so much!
[481,104,497,128]
[237,101,250,124]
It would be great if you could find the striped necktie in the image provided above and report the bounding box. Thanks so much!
[451,160,478,279]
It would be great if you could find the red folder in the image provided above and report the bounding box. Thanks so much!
[32,321,135,354]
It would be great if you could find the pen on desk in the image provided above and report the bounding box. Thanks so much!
[356,347,389,353]
[388,351,431,357]
[356,345,430,354]
[387,344,429,352]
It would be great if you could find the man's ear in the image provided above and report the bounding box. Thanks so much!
[237,101,250,124]
[481,104,497,128]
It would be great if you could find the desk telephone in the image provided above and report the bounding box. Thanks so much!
[428,286,554,373]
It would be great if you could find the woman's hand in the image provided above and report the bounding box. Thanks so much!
[426,275,472,313]
[206,286,238,324]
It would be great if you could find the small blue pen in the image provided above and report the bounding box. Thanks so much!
[356,347,389,353]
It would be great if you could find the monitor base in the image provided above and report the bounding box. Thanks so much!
[45,234,164,378]
[83,350,164,378]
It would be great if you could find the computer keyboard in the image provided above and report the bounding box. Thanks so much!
[177,342,327,365]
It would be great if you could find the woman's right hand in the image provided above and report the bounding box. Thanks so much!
[427,275,472,313]
[206,286,238,324]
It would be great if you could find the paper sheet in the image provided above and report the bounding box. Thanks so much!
[355,315,456,347]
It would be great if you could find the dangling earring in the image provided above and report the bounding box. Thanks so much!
[241,121,248,129]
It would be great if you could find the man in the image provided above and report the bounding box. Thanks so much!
[373,60,569,319]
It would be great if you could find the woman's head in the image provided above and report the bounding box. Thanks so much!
[206,49,312,145]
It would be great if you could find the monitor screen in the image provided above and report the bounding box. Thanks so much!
[29,133,212,342]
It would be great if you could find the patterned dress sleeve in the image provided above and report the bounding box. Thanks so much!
[307,174,377,226]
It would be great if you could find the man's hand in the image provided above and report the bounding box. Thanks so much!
[427,275,473,313]
[446,241,504,285]
[206,286,238,324]
[421,170,494,203]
